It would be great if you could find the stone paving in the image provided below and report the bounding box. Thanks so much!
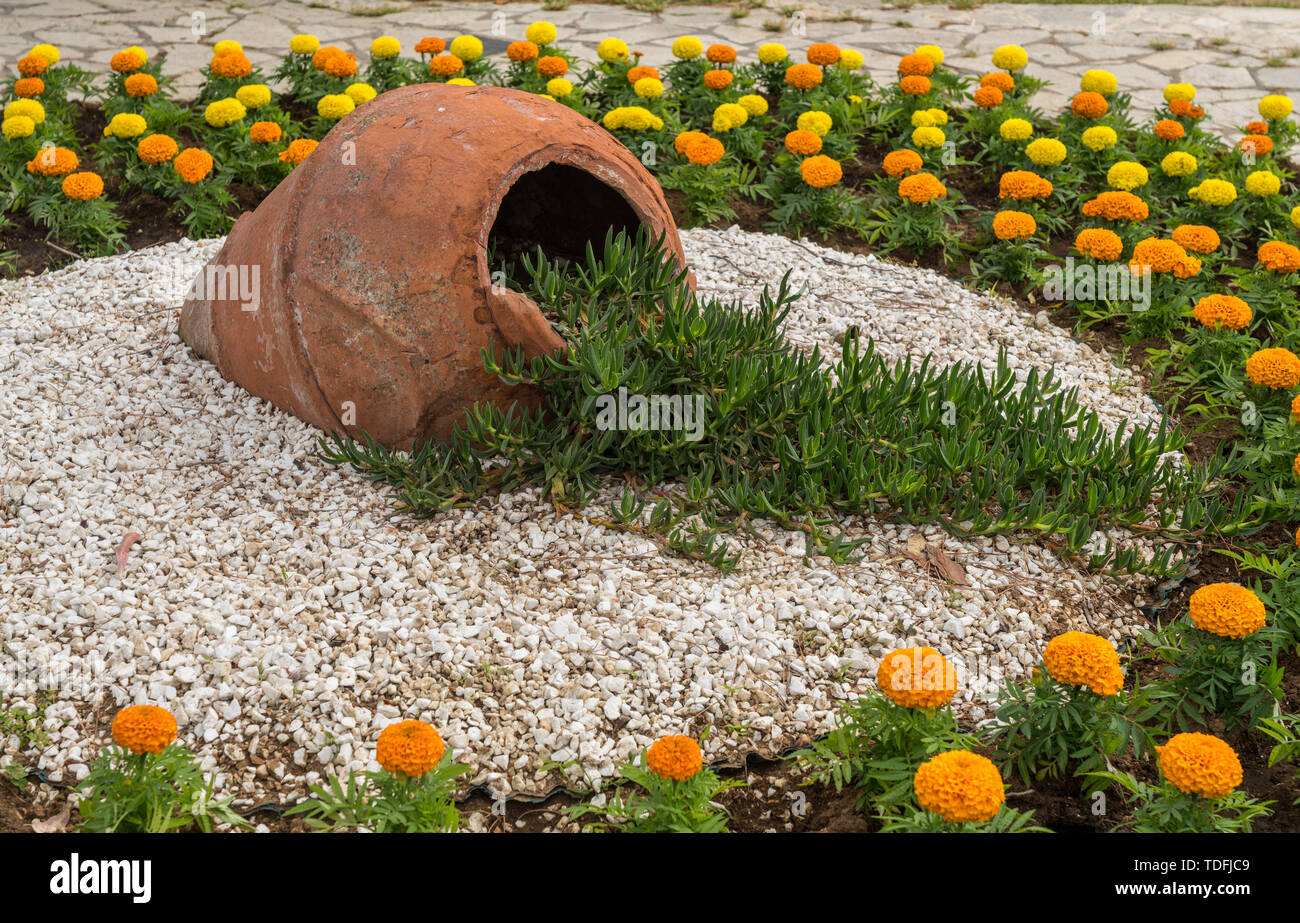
[4,0,1300,133]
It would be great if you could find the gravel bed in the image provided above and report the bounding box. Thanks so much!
[0,229,1162,805]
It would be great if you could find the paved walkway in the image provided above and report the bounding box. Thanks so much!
[5,0,1300,134]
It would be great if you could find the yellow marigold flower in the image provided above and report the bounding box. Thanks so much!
[1000,118,1033,141]
[876,646,956,708]
[536,56,567,78]
[796,110,832,137]
[603,106,663,132]
[317,93,355,121]
[686,136,724,166]
[213,40,242,56]
[646,735,703,781]
[526,21,558,46]
[210,50,252,79]
[1190,178,1236,206]
[279,137,318,165]
[927,108,948,126]
[173,147,214,183]
[29,43,61,66]
[14,77,44,98]
[1190,583,1267,638]
[672,36,704,60]
[546,77,573,98]
[124,73,158,97]
[1160,151,1197,177]
[104,112,148,138]
[376,720,445,778]
[1026,137,1066,166]
[1259,240,1300,272]
[758,42,787,64]
[5,98,45,124]
[703,69,733,91]
[1192,294,1250,331]
[235,83,272,109]
[882,149,923,178]
[914,750,1005,823]
[911,125,945,148]
[912,109,937,128]
[597,37,629,63]
[898,53,934,77]
[345,82,377,105]
[1107,161,1149,191]
[973,85,1003,108]
[1291,205,1300,230]
[61,171,103,201]
[1171,224,1219,254]
[1043,631,1123,696]
[785,63,823,91]
[1,116,36,140]
[1080,69,1118,96]
[446,77,474,86]
[1245,170,1281,196]
[993,209,1037,241]
[25,146,78,177]
[507,40,539,63]
[1246,347,1300,391]
[713,102,748,132]
[137,133,178,164]
[370,36,400,58]
[785,129,823,156]
[634,77,663,98]
[1259,94,1293,120]
[290,34,320,55]
[1164,82,1196,102]
[838,49,864,70]
[1080,125,1117,152]
[1071,91,1108,118]
[449,35,483,61]
[1075,228,1123,261]
[991,44,1028,71]
[999,170,1052,200]
[914,44,944,66]
[737,94,768,117]
[1156,733,1242,799]
[112,705,178,755]
[203,97,246,128]
[249,120,282,143]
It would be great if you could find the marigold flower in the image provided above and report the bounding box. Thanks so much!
[1192,294,1250,331]
[712,102,748,132]
[1189,178,1236,205]
[897,75,929,96]
[973,85,1002,108]
[603,106,663,131]
[1171,224,1219,254]
[703,69,733,90]
[785,129,823,156]
[61,171,104,201]
[800,154,842,188]
[1075,227,1123,261]
[210,50,252,79]
[1190,582,1267,638]
[914,44,944,66]
[633,77,663,99]
[29,44,60,66]
[172,147,214,183]
[450,35,484,61]
[317,93,355,120]
[785,63,823,91]
[1129,237,1189,275]
[707,43,738,64]
[1160,151,1197,176]
[1258,240,1300,272]
[137,133,179,164]
[882,148,923,177]
[838,49,864,70]
[1259,94,1293,120]
[376,720,445,778]
[686,136,724,166]
[757,42,787,64]
[597,38,628,63]
[737,94,768,117]
[213,40,242,56]
[1043,631,1123,695]
[1000,118,1033,141]
[796,110,832,137]
[672,36,704,59]
[992,209,1036,241]
[25,146,78,177]
[370,35,400,59]
[1247,120,1269,134]
[110,48,146,73]
[646,735,703,781]
[346,82,377,105]
[14,77,44,98]
[104,112,148,138]
[290,33,320,55]
[999,170,1052,200]
[626,64,659,84]
[806,42,840,66]
[1071,91,1107,118]
[991,44,1028,71]
[526,21,558,46]
[414,37,445,55]
[1164,82,1196,102]
[1,116,35,140]
[429,54,464,77]
[1240,134,1273,156]
[112,705,178,755]
[980,71,1014,93]
[1107,161,1149,190]
[1080,69,1118,96]
[900,172,949,203]
[506,40,539,63]
[914,750,1005,823]
[546,77,573,97]
[898,53,934,77]
[120,73,157,99]
[528,56,565,80]
[1025,137,1066,165]
[1245,170,1281,196]
[203,97,246,128]
[249,120,282,143]
[1245,346,1300,391]
[1168,97,1196,117]
[1153,118,1184,140]
[1156,733,1242,799]
[673,130,708,156]
[321,49,358,78]
[279,138,318,165]
[876,646,956,707]
[1081,125,1118,151]
[17,54,48,77]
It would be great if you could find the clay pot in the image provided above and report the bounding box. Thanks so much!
[179,83,687,448]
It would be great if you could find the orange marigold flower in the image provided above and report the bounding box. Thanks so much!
[376,720,445,777]
[26,146,79,177]
[980,71,1014,93]
[1188,583,1267,638]
[1168,98,1195,117]
[429,54,465,77]
[973,85,1003,108]
[535,55,567,78]
[998,170,1052,200]
[806,42,840,66]
[278,137,318,165]
[1171,224,1220,254]
[1080,190,1148,221]
[249,120,282,143]
[1258,240,1300,272]
[1174,255,1202,279]
[674,130,709,155]
[1153,118,1184,140]
[1071,91,1108,118]
[1156,733,1243,799]
[173,147,214,183]
[646,734,703,781]
[18,54,49,76]
[785,129,823,156]
[210,51,252,79]
[1075,227,1124,261]
[61,171,103,200]
[686,136,725,166]
[1240,134,1273,156]
[801,154,843,188]
[1129,237,1189,274]
[627,64,659,84]
[414,37,445,55]
[321,51,357,78]
[506,40,539,62]
[1245,347,1300,390]
[137,133,179,164]
[14,77,44,98]
[913,750,1005,823]
[703,69,733,90]
[1042,631,1124,696]
[112,705,178,755]
[992,209,1037,241]
[707,43,738,64]
[1247,120,1269,134]
[124,73,158,97]
[898,53,934,77]
[875,646,957,708]
[1192,294,1251,331]
[899,171,948,203]
[785,63,823,91]
[110,49,146,74]
[902,75,933,96]
[882,148,924,178]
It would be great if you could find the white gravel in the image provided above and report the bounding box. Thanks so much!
[0,229,1163,804]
